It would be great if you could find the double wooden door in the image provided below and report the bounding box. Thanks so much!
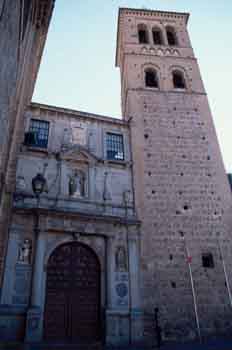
[44,242,101,343]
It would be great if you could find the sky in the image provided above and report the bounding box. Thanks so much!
[33,0,232,171]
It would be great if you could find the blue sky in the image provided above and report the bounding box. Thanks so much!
[33,0,232,171]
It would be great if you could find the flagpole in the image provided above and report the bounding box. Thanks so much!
[217,235,232,308]
[182,234,202,343]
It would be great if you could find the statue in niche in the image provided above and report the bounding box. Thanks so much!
[18,239,32,264]
[115,246,127,272]
[68,170,85,197]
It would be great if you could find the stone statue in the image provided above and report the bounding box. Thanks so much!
[115,246,127,272]
[18,239,32,264]
[69,170,85,197]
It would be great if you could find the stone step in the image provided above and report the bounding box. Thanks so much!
[23,341,102,350]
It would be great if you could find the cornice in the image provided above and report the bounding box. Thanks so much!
[118,7,189,23]
[29,102,128,127]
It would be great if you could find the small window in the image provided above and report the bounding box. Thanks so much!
[166,27,178,46]
[202,253,214,268]
[106,133,124,161]
[145,69,159,88]
[138,24,149,44]
[173,71,186,89]
[21,0,31,39]
[27,119,50,148]
[152,28,163,45]
[227,174,232,191]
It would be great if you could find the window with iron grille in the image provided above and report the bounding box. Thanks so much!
[106,133,124,161]
[29,119,50,148]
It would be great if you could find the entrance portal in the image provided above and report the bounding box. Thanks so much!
[44,242,101,343]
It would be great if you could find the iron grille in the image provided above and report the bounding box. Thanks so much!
[29,119,49,148]
[106,133,124,161]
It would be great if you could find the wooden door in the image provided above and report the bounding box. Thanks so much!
[44,242,101,343]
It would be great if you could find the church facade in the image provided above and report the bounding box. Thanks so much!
[0,7,232,347]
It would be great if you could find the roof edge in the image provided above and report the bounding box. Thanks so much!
[29,102,127,125]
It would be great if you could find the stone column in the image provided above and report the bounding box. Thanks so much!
[25,232,46,343]
[30,233,46,307]
[106,236,115,309]
[128,233,143,344]
[1,231,19,305]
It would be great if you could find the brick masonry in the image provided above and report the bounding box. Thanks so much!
[116,8,232,342]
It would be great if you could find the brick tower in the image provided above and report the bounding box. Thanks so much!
[116,8,232,342]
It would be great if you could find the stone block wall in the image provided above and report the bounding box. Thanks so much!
[128,89,232,341]
[116,7,232,342]
[15,104,134,217]
[0,0,55,289]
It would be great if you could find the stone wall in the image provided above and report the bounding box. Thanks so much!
[0,0,55,289]
[16,104,134,216]
[0,103,143,343]
[116,8,232,342]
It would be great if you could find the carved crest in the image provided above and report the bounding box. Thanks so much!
[60,145,98,165]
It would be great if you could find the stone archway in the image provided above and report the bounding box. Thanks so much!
[44,241,101,343]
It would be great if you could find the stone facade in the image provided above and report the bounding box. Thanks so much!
[0,0,55,291]
[1,5,232,347]
[116,7,232,343]
[1,103,142,344]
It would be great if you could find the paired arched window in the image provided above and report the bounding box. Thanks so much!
[152,27,163,45]
[172,70,186,89]
[138,24,179,46]
[145,69,159,88]
[166,26,178,46]
[143,68,187,90]
[138,24,149,44]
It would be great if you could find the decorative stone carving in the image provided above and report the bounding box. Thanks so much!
[123,190,132,206]
[68,170,85,197]
[115,246,127,272]
[103,172,111,201]
[116,282,128,298]
[72,232,81,241]
[71,122,87,146]
[18,239,32,264]
[16,176,26,191]
[13,264,32,305]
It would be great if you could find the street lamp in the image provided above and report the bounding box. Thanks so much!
[27,173,47,310]
[32,173,47,198]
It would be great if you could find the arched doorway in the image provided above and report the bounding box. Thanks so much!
[44,242,101,343]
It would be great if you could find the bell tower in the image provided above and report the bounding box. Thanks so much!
[116,8,232,342]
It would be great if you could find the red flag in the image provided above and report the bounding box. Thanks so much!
[187,256,192,263]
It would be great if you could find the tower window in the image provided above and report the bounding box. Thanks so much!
[26,119,50,148]
[106,133,124,161]
[138,24,149,44]
[145,69,159,88]
[202,253,214,268]
[152,28,163,45]
[172,71,186,89]
[166,27,178,46]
